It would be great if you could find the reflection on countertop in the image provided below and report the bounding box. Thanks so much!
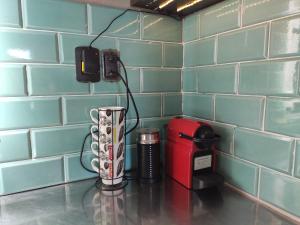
[0,178,297,225]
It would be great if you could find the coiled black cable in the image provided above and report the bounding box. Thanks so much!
[117,58,139,135]
[80,58,139,180]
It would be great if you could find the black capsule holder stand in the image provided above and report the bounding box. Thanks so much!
[94,108,128,191]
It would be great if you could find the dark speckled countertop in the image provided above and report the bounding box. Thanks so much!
[0,178,297,225]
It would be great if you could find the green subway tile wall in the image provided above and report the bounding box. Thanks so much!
[183,93,213,119]
[217,25,268,63]
[295,141,300,178]
[27,65,90,95]
[216,153,259,195]
[142,13,182,42]
[197,64,237,94]
[0,0,182,195]
[0,29,58,63]
[142,69,181,93]
[0,130,30,163]
[234,128,294,174]
[0,65,26,96]
[89,5,140,39]
[270,16,300,58]
[23,0,87,33]
[260,169,300,217]
[199,0,240,37]
[184,38,215,66]
[0,0,21,28]
[163,43,183,68]
[239,60,299,96]
[183,0,300,218]
[1,0,300,219]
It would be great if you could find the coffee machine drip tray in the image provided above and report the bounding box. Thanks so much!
[192,172,224,190]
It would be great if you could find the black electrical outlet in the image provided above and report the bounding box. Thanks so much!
[75,46,100,83]
[101,49,120,81]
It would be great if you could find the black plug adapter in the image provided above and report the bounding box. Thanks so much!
[75,46,100,83]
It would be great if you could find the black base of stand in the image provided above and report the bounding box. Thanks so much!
[95,179,128,191]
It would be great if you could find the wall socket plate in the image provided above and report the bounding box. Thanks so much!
[100,49,120,81]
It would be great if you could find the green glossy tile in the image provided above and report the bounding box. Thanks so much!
[142,13,181,42]
[163,94,182,116]
[142,69,181,93]
[183,13,199,42]
[0,174,2,194]
[63,96,117,124]
[0,157,64,195]
[142,118,170,140]
[89,5,140,39]
[119,94,161,119]
[295,141,300,178]
[200,0,240,37]
[243,0,300,26]
[125,145,137,170]
[119,40,162,67]
[215,95,264,129]
[270,16,300,58]
[239,60,299,96]
[23,0,86,33]
[265,98,300,137]
[208,121,235,154]
[0,0,21,28]
[64,152,97,182]
[183,68,197,92]
[0,130,30,163]
[183,94,213,119]
[59,33,115,64]
[0,29,57,62]
[163,43,183,68]
[235,128,294,174]
[0,65,26,96]
[260,169,300,217]
[217,25,267,63]
[0,97,61,130]
[31,125,91,158]
[28,65,89,95]
[93,68,140,94]
[125,120,140,145]
[217,153,258,195]
[198,64,237,94]
[184,38,215,66]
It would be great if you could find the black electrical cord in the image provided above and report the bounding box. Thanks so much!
[117,58,139,181]
[89,9,130,48]
[89,8,180,48]
[79,58,139,181]
[117,58,139,135]
[123,61,130,114]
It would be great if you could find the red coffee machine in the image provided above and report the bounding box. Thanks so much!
[165,117,223,190]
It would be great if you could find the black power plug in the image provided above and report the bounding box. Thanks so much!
[75,46,100,83]
[101,49,120,81]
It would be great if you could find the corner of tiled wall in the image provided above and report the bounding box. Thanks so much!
[1,0,299,220]
[0,0,182,195]
[182,0,300,219]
